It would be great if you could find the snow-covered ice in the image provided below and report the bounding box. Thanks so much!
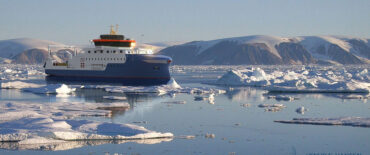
[22,84,76,95]
[258,104,286,112]
[0,81,43,89]
[0,101,173,148]
[214,66,370,93]
[274,117,370,127]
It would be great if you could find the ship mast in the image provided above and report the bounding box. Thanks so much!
[110,24,119,35]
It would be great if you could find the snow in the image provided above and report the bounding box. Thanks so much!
[275,117,370,127]
[214,66,370,93]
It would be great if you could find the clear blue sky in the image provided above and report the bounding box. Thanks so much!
[0,0,369,44]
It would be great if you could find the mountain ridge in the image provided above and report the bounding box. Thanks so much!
[158,35,370,65]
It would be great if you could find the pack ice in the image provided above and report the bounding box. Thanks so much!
[215,66,370,93]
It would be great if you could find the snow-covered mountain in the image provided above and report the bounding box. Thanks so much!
[0,38,64,59]
[1,36,369,65]
[158,35,370,65]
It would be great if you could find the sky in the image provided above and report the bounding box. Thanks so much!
[0,0,369,44]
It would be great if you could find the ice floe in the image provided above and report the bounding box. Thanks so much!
[274,117,370,127]
[0,101,173,149]
[258,104,286,112]
[214,66,370,93]
[22,84,76,95]
[0,81,43,89]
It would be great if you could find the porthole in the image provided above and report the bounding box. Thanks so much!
[94,51,97,53]
[106,51,109,53]
[120,50,123,53]
[113,50,116,53]
[88,51,91,53]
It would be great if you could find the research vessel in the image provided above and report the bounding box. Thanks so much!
[44,26,172,85]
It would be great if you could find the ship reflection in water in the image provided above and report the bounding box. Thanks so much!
[45,76,169,86]
[74,87,163,118]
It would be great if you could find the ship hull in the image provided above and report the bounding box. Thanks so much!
[45,54,171,86]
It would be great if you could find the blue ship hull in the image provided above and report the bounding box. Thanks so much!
[45,54,171,86]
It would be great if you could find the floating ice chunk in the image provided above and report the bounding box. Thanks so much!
[22,84,76,95]
[215,70,247,86]
[205,133,215,139]
[0,110,173,143]
[275,95,297,101]
[295,107,305,114]
[258,104,285,112]
[208,93,215,104]
[274,117,370,127]
[4,69,12,73]
[1,81,43,89]
[166,78,181,89]
[55,84,76,94]
[258,104,285,108]
[177,135,196,139]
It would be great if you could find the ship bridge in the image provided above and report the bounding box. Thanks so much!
[93,25,136,48]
